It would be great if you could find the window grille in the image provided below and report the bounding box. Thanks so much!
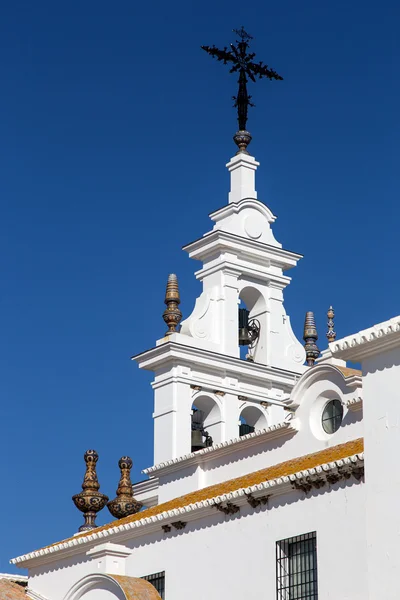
[142,571,165,599]
[321,399,343,434]
[276,532,318,600]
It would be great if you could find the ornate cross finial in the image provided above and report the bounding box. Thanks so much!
[163,273,182,336]
[202,28,283,153]
[72,450,109,532]
[303,312,320,367]
[326,306,336,343]
[107,456,143,520]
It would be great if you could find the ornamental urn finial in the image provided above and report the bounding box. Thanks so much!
[303,311,320,367]
[162,273,182,335]
[326,306,336,343]
[107,456,143,519]
[72,450,109,532]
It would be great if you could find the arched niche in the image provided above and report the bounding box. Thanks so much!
[238,286,268,364]
[239,404,268,436]
[191,393,223,448]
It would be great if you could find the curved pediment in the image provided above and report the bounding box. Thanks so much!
[210,198,281,247]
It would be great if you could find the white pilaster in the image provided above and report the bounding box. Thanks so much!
[86,543,131,575]
[226,154,259,203]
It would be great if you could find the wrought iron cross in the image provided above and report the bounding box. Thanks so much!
[202,27,283,153]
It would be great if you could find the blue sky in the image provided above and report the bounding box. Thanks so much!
[1,0,399,572]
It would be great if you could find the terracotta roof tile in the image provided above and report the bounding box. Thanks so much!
[0,580,26,600]
[336,366,362,378]
[110,575,162,600]
[38,438,363,552]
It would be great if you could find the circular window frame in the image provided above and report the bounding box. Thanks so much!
[321,399,343,434]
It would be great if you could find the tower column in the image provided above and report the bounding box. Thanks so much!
[153,378,192,464]
[226,154,259,203]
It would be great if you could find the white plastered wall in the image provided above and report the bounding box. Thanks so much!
[27,481,366,600]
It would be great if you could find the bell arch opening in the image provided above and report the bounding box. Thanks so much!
[239,405,268,437]
[238,286,266,362]
[191,395,222,452]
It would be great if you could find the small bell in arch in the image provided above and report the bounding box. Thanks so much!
[191,408,213,452]
[238,308,260,348]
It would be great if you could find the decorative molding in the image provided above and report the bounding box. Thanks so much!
[142,421,296,475]
[134,340,304,394]
[245,494,270,508]
[215,502,240,515]
[330,316,400,361]
[86,542,131,559]
[11,451,364,568]
[171,521,186,530]
[183,230,302,272]
[345,395,363,412]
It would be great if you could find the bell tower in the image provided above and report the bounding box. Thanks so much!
[133,148,306,465]
[133,29,306,466]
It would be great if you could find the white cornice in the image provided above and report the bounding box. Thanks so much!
[192,258,292,288]
[132,477,159,508]
[182,230,302,271]
[133,340,304,387]
[330,316,400,361]
[0,573,28,582]
[142,421,296,475]
[11,451,364,569]
[209,198,276,224]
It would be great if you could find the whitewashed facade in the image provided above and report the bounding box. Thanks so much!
[6,146,400,600]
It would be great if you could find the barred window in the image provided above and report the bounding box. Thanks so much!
[142,571,165,599]
[276,532,318,599]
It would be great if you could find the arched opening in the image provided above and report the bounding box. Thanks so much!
[239,405,268,437]
[238,287,265,362]
[191,395,222,452]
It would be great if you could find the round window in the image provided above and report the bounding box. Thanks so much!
[321,399,343,434]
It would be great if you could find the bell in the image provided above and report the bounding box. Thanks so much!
[191,409,207,452]
[238,308,251,346]
[191,429,206,452]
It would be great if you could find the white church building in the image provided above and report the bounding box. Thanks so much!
[3,140,400,600]
[2,33,400,599]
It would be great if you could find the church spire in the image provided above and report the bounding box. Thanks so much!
[303,312,320,366]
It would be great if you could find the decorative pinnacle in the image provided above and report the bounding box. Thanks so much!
[201,28,283,154]
[72,450,109,532]
[303,311,320,367]
[326,306,336,343]
[162,273,182,336]
[107,456,143,520]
